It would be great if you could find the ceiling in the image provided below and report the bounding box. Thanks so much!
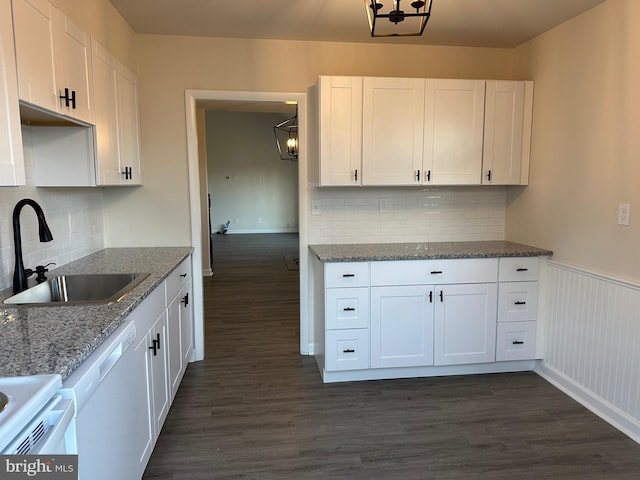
[109,0,606,49]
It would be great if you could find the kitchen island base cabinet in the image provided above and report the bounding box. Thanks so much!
[312,250,548,383]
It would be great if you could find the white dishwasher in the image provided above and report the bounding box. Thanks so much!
[61,319,145,480]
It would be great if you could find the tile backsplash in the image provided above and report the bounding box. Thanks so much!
[308,185,506,244]
[0,128,104,292]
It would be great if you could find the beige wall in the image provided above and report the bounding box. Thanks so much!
[103,34,515,247]
[507,0,640,281]
[205,110,298,234]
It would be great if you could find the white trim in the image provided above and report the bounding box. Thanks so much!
[535,362,640,444]
[185,89,309,359]
[223,228,299,234]
[321,360,536,383]
[547,259,640,291]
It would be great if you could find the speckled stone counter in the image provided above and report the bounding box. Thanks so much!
[309,240,552,262]
[0,247,192,379]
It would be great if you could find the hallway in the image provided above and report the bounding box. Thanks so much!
[144,234,640,479]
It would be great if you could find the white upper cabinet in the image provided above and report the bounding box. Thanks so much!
[92,40,141,185]
[12,0,57,111]
[423,79,485,185]
[13,0,93,123]
[318,76,362,186]
[51,6,93,123]
[0,0,25,185]
[483,80,533,185]
[362,77,425,185]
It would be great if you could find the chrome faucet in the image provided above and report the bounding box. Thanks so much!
[12,199,53,294]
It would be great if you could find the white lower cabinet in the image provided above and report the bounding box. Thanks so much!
[316,255,545,382]
[370,285,434,368]
[434,283,498,365]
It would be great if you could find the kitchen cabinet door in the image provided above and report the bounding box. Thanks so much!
[434,283,497,365]
[0,0,25,186]
[318,76,362,185]
[148,311,170,436]
[166,293,183,402]
[132,330,156,475]
[423,79,485,185]
[116,62,142,184]
[92,40,142,185]
[180,282,194,367]
[371,285,435,368]
[482,81,529,185]
[362,77,425,185]
[12,0,57,111]
[51,6,93,123]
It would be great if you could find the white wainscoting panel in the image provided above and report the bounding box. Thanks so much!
[536,261,640,443]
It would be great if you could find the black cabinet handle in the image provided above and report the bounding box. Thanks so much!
[354,169,358,182]
[343,307,355,311]
[342,273,355,278]
[516,268,529,272]
[430,271,443,275]
[121,166,132,180]
[426,170,431,181]
[429,291,433,303]
[180,273,187,278]
[487,170,492,181]
[514,301,527,305]
[343,349,355,353]
[181,293,189,307]
[415,170,420,181]
[512,340,524,345]
[439,290,443,302]
[149,339,158,356]
[60,88,76,109]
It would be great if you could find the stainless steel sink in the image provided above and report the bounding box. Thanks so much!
[3,273,150,306]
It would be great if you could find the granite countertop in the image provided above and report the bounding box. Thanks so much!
[309,240,553,262]
[0,247,192,379]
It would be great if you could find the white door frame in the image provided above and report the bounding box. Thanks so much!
[185,89,309,360]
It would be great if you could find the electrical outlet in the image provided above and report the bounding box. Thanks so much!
[618,203,630,226]
[311,200,321,216]
[379,198,392,213]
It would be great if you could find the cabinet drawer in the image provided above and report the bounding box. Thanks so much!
[496,321,537,361]
[325,262,369,288]
[166,257,192,301]
[326,287,370,330]
[498,282,538,322]
[370,258,498,286]
[325,329,369,371]
[499,257,539,282]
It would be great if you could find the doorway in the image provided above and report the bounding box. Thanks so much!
[184,90,310,360]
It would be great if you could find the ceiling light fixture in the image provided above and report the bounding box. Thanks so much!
[273,109,298,162]
[365,0,434,37]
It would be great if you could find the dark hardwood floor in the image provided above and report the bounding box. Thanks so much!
[144,233,640,479]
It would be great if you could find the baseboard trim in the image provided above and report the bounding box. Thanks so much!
[202,267,213,277]
[221,228,298,234]
[535,362,640,444]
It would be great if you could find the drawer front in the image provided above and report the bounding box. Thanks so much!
[498,282,538,322]
[499,257,540,282]
[496,321,537,361]
[326,287,370,330]
[166,257,192,301]
[325,329,370,371]
[325,262,369,288]
[370,258,498,286]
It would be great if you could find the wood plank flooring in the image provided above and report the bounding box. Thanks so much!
[144,233,640,479]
